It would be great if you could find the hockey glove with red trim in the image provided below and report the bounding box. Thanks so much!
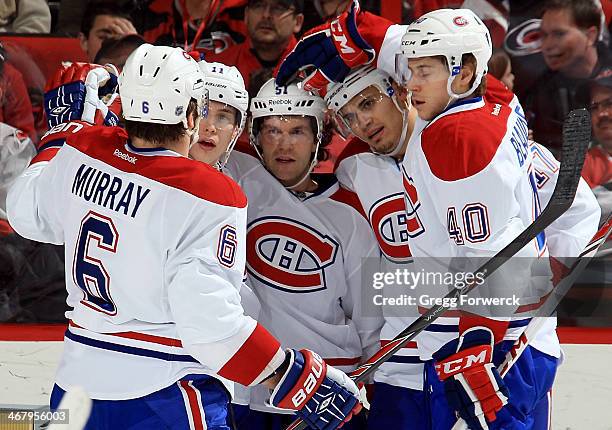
[275,0,374,95]
[269,349,362,430]
[44,62,120,128]
[433,327,509,430]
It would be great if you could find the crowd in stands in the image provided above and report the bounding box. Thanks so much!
[0,0,610,322]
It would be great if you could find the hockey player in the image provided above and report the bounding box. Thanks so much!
[276,6,600,429]
[212,78,382,429]
[190,61,249,169]
[6,44,363,430]
[392,9,598,430]
[323,65,427,428]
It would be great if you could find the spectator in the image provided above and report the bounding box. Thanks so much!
[526,0,612,155]
[94,33,147,70]
[133,0,247,54]
[207,0,303,90]
[488,48,515,90]
[79,1,138,62]
[584,68,612,219]
[0,45,36,142]
[0,123,34,235]
[313,0,350,21]
[0,0,51,33]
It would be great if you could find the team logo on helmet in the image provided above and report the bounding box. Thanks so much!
[453,16,468,26]
[246,217,339,293]
[369,193,412,263]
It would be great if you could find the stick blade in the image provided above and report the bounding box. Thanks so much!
[48,386,92,430]
[555,108,591,204]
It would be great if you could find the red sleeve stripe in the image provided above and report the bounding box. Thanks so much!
[218,323,282,386]
[30,147,60,165]
[324,356,360,366]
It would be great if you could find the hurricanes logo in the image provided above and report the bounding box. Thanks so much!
[504,19,542,57]
[246,217,339,293]
[369,193,412,263]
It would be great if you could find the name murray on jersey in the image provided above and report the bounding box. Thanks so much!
[72,163,150,218]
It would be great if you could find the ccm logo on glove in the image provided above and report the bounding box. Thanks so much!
[292,352,324,407]
[436,345,492,379]
[330,19,355,55]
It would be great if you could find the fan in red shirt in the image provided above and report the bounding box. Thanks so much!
[585,67,612,221]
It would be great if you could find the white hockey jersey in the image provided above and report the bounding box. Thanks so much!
[224,150,383,412]
[7,123,285,400]
[335,141,424,390]
[401,91,599,359]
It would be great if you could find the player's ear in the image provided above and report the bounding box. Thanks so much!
[391,80,410,109]
[453,62,475,94]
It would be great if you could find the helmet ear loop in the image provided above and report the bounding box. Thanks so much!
[218,114,246,169]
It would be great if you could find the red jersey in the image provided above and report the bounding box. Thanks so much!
[582,146,612,188]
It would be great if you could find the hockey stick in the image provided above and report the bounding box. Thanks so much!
[286,108,591,430]
[451,215,612,430]
[47,386,92,430]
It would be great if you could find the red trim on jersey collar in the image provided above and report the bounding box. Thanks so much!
[329,186,368,221]
[333,137,372,172]
[65,125,247,208]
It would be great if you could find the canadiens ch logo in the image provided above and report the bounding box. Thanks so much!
[369,193,412,263]
[246,216,339,293]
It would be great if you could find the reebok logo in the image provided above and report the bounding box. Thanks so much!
[269,99,292,106]
[114,148,137,164]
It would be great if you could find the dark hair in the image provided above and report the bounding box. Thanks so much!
[94,34,146,65]
[541,0,601,32]
[487,48,511,81]
[80,1,133,36]
[125,99,199,146]
[317,116,334,162]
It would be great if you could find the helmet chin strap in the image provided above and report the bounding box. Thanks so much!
[445,72,483,102]
[184,116,202,150]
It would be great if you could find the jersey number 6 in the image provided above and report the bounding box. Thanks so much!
[73,211,118,315]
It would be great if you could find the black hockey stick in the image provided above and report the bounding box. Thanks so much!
[451,215,612,429]
[286,108,591,430]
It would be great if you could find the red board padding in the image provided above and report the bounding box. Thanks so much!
[557,327,612,345]
[0,35,87,85]
[0,324,66,341]
[2,324,612,345]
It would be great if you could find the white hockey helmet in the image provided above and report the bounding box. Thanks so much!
[325,65,410,156]
[119,44,208,125]
[199,61,249,166]
[396,8,492,99]
[250,78,326,189]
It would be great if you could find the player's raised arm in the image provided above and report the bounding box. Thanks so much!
[274,0,404,95]
[7,62,119,244]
